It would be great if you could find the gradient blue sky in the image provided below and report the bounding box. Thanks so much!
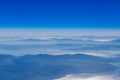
[0,0,120,29]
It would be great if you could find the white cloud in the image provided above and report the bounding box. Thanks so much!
[55,74,119,80]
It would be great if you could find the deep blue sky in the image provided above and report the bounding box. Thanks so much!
[0,0,120,29]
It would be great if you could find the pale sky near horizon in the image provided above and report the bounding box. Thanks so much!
[0,28,120,37]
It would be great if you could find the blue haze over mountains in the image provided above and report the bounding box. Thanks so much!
[0,36,120,80]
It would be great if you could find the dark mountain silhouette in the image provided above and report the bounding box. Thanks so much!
[111,39,120,43]
[0,54,116,80]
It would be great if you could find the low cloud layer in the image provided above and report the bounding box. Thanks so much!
[56,74,119,80]
[0,36,120,57]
